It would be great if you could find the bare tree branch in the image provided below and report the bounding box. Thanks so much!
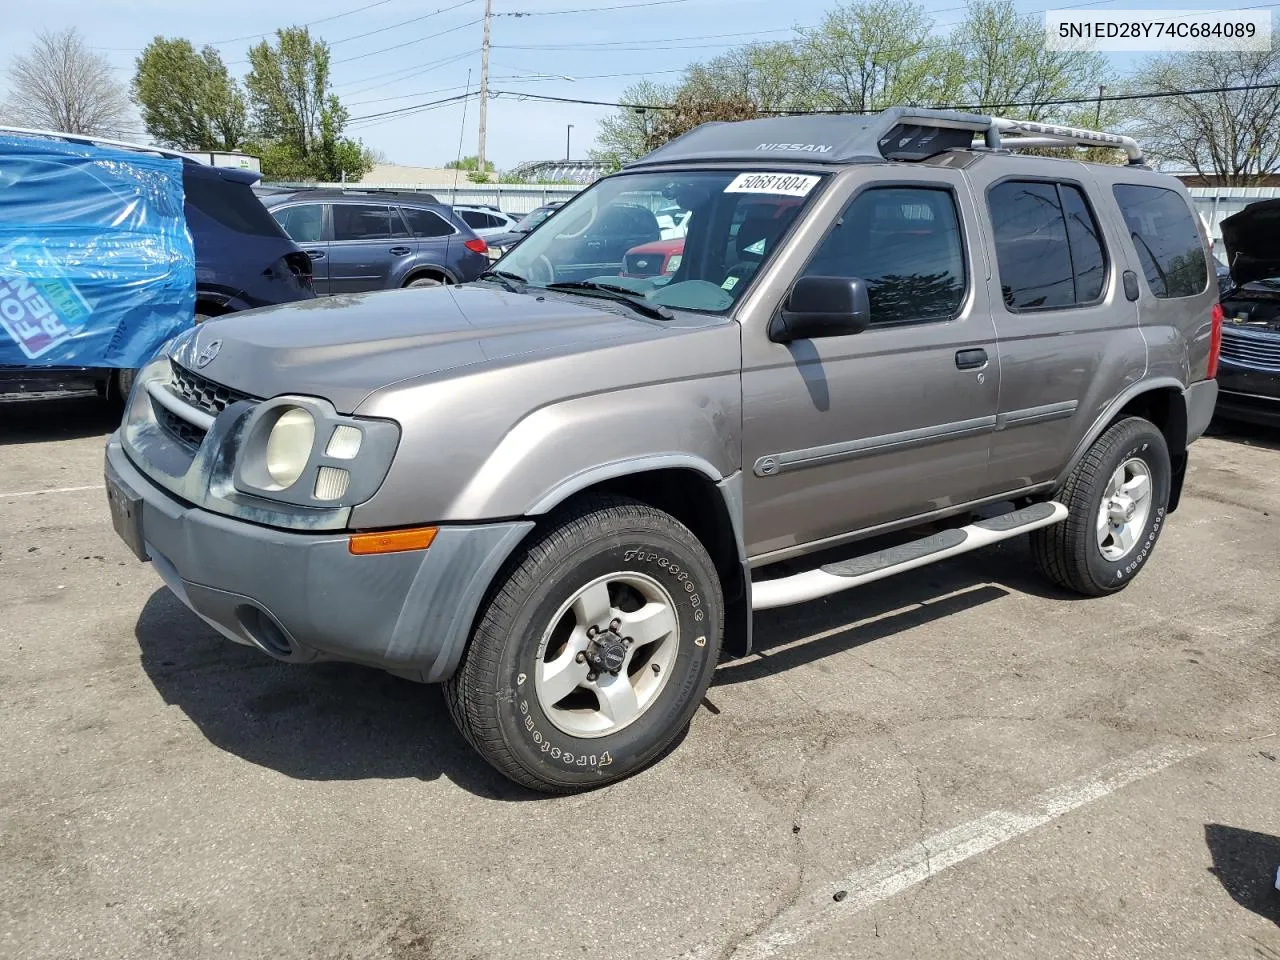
[3,28,131,135]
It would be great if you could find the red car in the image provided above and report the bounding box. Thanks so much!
[620,237,685,279]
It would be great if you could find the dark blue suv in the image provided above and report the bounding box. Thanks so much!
[262,190,489,292]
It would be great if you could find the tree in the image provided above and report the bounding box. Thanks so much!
[644,86,758,150]
[1127,48,1280,185]
[132,38,247,150]
[244,27,370,181]
[445,155,496,172]
[590,80,676,168]
[795,0,965,112]
[2,28,130,135]
[952,0,1110,120]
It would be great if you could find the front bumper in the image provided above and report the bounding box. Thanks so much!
[106,434,532,682]
[1216,363,1280,427]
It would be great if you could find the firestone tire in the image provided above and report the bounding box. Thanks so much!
[444,495,724,794]
[1031,416,1171,597]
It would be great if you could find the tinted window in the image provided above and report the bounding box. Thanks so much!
[271,204,324,243]
[333,204,393,241]
[1112,184,1208,298]
[460,210,500,229]
[988,181,1107,309]
[183,172,285,238]
[803,187,966,325]
[401,207,454,238]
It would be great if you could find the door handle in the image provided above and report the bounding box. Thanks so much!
[389,246,412,256]
[955,348,988,370]
[305,250,325,261]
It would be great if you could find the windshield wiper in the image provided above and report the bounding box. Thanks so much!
[544,280,674,321]
[477,269,527,293]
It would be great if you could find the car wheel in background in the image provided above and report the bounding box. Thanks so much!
[444,495,724,793]
[407,276,445,288]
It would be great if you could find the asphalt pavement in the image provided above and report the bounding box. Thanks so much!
[2,397,1278,960]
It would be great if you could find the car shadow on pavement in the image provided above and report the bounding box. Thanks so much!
[1207,417,1280,452]
[0,395,119,445]
[1204,823,1280,926]
[133,588,543,801]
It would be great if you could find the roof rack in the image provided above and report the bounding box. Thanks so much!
[878,108,1146,165]
[629,107,1147,169]
[0,125,201,163]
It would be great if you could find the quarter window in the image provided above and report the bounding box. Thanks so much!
[802,186,966,326]
[988,181,1107,310]
[1112,184,1208,298]
[401,206,455,238]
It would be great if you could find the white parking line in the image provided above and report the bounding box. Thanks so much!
[720,742,1205,960]
[0,484,104,499]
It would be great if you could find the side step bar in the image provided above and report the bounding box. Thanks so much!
[751,501,1068,611]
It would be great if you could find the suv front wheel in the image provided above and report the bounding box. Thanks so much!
[444,496,723,793]
[1031,416,1171,596]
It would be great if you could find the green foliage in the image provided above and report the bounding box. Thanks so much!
[446,155,496,172]
[244,27,370,182]
[588,80,675,166]
[132,38,247,150]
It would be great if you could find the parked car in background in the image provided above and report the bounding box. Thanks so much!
[485,202,567,257]
[0,128,313,402]
[452,204,521,239]
[263,190,488,292]
[1215,198,1280,426]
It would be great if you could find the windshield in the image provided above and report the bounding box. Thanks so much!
[497,170,824,313]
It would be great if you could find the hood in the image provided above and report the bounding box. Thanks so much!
[172,285,691,414]
[1221,199,1280,286]
[628,238,686,256]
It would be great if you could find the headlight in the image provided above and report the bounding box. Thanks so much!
[231,396,400,509]
[264,407,315,489]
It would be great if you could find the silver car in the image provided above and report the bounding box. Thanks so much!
[105,109,1221,792]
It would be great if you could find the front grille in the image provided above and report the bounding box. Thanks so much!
[1221,328,1280,372]
[170,361,253,416]
[623,252,663,277]
[156,406,206,449]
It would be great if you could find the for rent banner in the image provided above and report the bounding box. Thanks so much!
[0,134,195,368]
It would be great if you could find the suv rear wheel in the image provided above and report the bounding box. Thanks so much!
[444,496,723,793]
[1031,416,1171,596]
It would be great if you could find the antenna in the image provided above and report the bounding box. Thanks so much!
[453,68,473,206]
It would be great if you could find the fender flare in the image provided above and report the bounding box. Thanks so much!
[401,263,459,286]
[1055,377,1188,488]
[527,453,724,514]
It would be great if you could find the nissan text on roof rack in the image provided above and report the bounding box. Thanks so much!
[105,108,1221,792]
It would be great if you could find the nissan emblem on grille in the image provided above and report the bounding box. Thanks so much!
[195,338,222,368]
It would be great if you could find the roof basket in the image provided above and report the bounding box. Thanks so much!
[876,108,1146,166]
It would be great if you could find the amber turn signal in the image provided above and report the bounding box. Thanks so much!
[348,526,438,555]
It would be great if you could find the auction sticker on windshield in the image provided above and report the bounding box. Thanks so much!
[725,173,820,197]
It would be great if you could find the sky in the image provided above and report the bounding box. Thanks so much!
[0,0,1270,170]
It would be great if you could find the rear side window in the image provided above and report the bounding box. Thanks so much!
[333,204,393,241]
[460,210,500,229]
[1112,184,1208,298]
[183,172,285,238]
[802,186,966,326]
[988,180,1107,310]
[271,204,324,243]
[401,207,455,238]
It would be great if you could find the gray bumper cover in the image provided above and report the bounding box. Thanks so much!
[106,435,532,682]
[1184,378,1219,445]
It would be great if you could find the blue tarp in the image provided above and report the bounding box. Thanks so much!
[0,134,195,368]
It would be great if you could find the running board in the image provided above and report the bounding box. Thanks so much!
[750,501,1068,610]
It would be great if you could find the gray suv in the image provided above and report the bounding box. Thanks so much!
[105,109,1221,793]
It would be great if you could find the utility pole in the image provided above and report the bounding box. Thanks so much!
[566,124,573,160]
[477,0,492,175]
[1095,84,1106,127]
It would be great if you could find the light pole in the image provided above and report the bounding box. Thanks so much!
[566,124,574,161]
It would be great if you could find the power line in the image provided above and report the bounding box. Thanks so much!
[348,91,479,125]
[499,0,693,14]
[330,0,479,45]
[333,49,479,92]
[331,17,482,63]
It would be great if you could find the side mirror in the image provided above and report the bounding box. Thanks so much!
[770,276,871,342]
